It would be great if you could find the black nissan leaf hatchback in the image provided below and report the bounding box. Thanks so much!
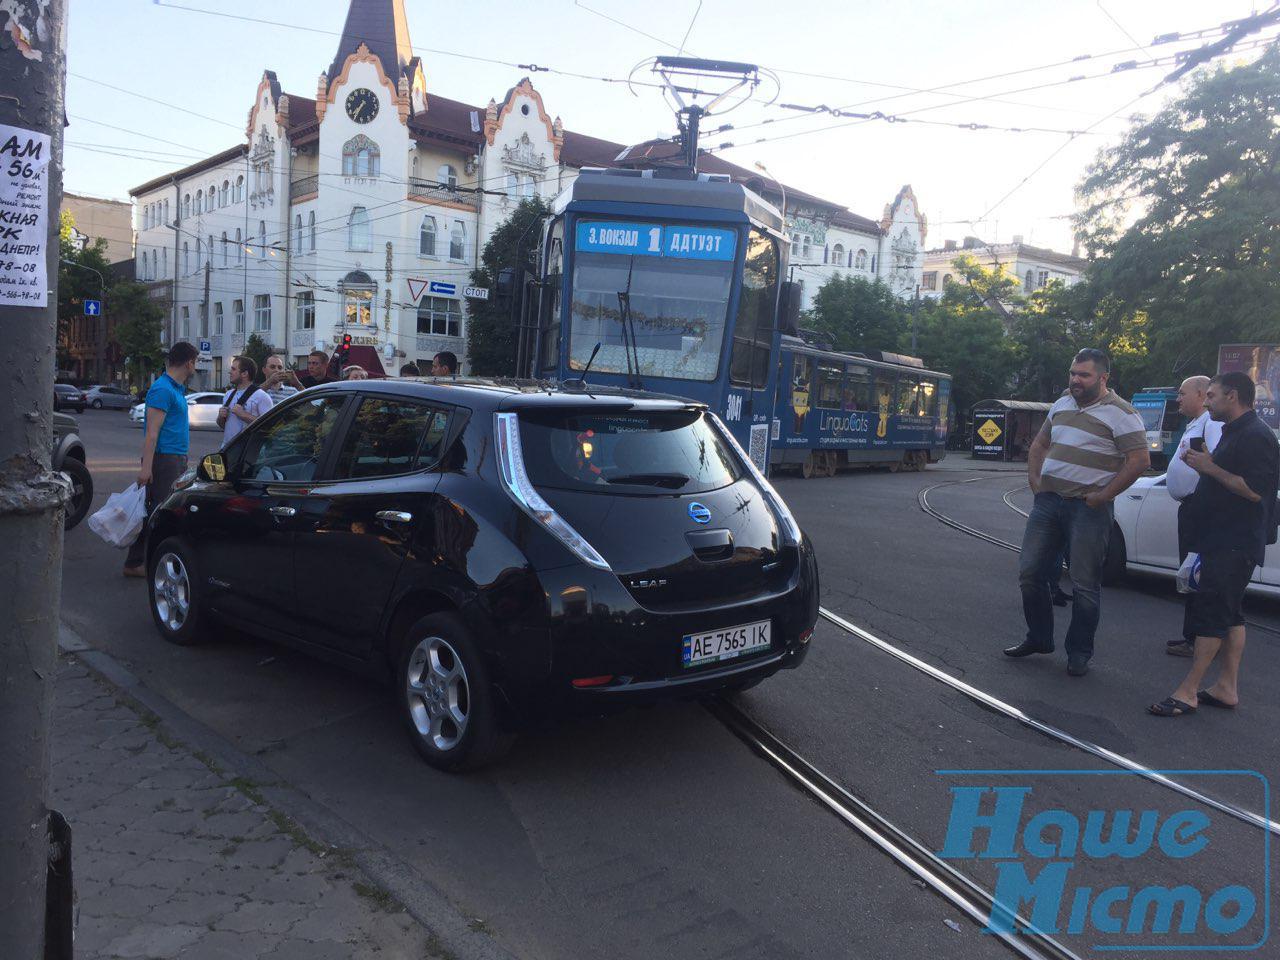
[146,379,818,770]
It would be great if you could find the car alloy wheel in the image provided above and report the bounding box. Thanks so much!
[404,635,471,752]
[153,552,191,633]
[92,399,103,409]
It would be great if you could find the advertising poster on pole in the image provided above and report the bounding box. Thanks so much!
[1218,344,1280,433]
[0,123,52,307]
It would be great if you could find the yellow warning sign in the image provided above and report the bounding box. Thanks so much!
[977,418,1003,445]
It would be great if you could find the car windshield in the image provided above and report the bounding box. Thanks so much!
[567,222,737,383]
[518,408,742,495]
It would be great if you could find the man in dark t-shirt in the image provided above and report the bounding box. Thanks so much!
[1150,371,1279,717]
[291,350,333,389]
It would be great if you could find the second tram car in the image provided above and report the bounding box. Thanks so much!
[772,337,952,477]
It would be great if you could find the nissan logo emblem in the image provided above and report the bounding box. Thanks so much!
[688,502,711,524]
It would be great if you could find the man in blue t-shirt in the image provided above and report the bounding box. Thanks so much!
[123,342,199,577]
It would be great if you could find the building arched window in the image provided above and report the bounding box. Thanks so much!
[449,219,465,260]
[207,235,214,266]
[163,200,169,225]
[342,134,380,177]
[258,220,266,257]
[161,248,166,277]
[1024,270,1035,292]
[832,243,845,267]
[438,164,458,190]
[195,189,202,213]
[220,180,229,206]
[234,175,244,203]
[195,238,202,267]
[235,227,242,262]
[338,270,376,327]
[294,214,303,252]
[221,231,228,265]
[308,211,316,251]
[183,194,191,218]
[419,215,437,256]
[347,206,370,251]
[183,241,190,273]
[207,185,215,211]
[855,248,868,270]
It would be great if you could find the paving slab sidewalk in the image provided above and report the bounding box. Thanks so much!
[53,655,443,960]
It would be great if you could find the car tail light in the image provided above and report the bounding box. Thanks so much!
[493,412,611,571]
[706,414,803,547]
[572,675,614,688]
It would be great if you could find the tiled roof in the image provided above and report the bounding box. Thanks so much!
[129,144,247,197]
[326,0,413,87]
[408,92,485,148]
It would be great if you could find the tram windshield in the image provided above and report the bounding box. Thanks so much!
[567,220,738,383]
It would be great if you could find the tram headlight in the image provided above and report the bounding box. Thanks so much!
[707,413,803,547]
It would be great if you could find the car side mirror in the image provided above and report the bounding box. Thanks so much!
[777,281,802,336]
[200,452,227,482]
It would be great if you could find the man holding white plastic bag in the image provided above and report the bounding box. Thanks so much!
[1163,376,1223,657]
[122,342,198,577]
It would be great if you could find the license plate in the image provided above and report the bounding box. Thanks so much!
[682,619,771,667]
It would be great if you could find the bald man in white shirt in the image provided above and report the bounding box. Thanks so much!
[1165,375,1224,657]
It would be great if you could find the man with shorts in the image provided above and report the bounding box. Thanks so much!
[1150,372,1279,716]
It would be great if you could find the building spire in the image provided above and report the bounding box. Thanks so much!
[327,0,413,86]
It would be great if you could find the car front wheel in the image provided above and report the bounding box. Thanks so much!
[91,399,103,409]
[61,457,93,531]
[148,537,210,645]
[396,612,509,771]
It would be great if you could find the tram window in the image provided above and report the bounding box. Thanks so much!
[919,378,938,417]
[874,374,894,414]
[793,355,813,394]
[817,363,843,409]
[569,239,734,382]
[897,379,922,416]
[730,230,778,388]
[843,368,871,411]
[540,220,564,371]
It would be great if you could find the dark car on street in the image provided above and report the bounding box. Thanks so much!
[53,411,92,530]
[55,383,86,413]
[144,379,818,770]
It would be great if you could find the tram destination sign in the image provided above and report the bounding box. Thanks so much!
[576,221,737,262]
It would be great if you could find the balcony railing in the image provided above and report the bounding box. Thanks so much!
[289,175,318,201]
[408,178,477,210]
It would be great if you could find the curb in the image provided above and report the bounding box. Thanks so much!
[58,621,519,960]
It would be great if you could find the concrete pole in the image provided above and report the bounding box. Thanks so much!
[0,1,69,956]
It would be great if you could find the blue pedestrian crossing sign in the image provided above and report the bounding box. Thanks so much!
[84,299,102,316]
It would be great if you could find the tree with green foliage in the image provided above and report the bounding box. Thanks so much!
[912,255,1020,420]
[57,211,114,372]
[1075,45,1280,381]
[241,332,272,374]
[807,274,906,354]
[110,280,165,391]
[466,197,550,375]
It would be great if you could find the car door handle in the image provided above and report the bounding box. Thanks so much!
[376,510,413,524]
[269,506,297,517]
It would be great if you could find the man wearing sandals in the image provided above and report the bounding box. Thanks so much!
[1150,372,1279,717]
[1008,349,1149,677]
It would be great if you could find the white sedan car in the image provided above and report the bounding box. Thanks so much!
[1110,474,1280,598]
[130,391,227,431]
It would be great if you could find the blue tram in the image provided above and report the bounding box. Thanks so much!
[771,337,952,477]
[523,167,797,470]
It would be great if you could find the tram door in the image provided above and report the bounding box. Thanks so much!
[724,229,782,469]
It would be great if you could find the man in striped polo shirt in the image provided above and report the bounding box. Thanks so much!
[1006,348,1150,675]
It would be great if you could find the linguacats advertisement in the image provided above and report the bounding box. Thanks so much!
[1218,344,1280,432]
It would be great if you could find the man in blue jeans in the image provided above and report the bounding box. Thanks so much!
[1006,349,1150,675]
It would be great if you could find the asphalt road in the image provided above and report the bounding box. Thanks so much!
[59,417,1278,959]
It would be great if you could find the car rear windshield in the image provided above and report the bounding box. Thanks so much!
[517,408,742,495]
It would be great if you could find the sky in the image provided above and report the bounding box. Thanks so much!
[63,0,1273,255]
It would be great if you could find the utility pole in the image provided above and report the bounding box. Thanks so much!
[0,1,69,958]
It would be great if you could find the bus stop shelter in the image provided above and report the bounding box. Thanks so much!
[971,400,1052,461]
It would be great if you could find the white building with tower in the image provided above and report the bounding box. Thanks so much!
[130,0,928,387]
[920,236,1087,300]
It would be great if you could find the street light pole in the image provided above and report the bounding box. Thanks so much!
[0,2,69,956]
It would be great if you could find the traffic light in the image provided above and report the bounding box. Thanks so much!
[339,333,352,367]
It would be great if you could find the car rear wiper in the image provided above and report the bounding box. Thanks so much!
[604,472,691,488]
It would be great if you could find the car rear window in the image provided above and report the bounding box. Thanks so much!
[517,408,742,495]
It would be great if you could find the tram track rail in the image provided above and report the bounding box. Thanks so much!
[708,696,1085,960]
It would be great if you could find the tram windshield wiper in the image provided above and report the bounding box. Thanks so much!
[616,256,641,388]
[604,472,691,488]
